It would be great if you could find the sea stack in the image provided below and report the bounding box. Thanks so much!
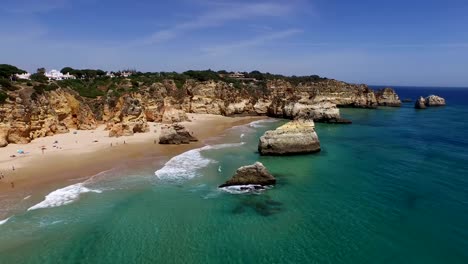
[414,95,446,109]
[158,123,198,144]
[258,119,320,155]
[219,162,276,188]
[425,95,446,106]
[414,97,427,109]
[375,88,402,107]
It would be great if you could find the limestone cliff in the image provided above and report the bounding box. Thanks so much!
[0,87,96,146]
[0,77,401,147]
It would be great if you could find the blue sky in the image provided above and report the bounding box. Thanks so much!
[1,0,467,86]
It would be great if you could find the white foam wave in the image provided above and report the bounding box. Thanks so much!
[0,217,10,225]
[28,183,102,211]
[240,133,245,138]
[155,143,245,181]
[249,119,279,128]
[220,185,272,194]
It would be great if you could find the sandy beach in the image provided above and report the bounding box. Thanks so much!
[0,114,265,219]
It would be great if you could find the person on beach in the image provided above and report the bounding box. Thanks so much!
[12,165,15,171]
[11,182,14,188]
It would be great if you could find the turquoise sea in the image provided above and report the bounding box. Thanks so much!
[0,87,467,263]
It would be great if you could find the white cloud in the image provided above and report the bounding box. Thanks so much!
[132,1,296,46]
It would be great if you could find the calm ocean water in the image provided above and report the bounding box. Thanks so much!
[0,87,467,263]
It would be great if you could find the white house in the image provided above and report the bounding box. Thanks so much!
[45,70,76,80]
[15,73,31,80]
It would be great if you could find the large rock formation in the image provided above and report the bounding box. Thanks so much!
[258,119,320,155]
[219,162,276,188]
[375,88,401,107]
[158,123,198,144]
[414,95,446,109]
[415,97,427,109]
[425,95,446,106]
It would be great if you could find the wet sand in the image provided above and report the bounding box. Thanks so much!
[0,114,265,219]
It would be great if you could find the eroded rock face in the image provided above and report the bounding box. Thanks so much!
[0,77,402,147]
[258,119,320,155]
[106,94,150,137]
[219,162,276,188]
[0,87,97,147]
[158,123,198,144]
[425,95,446,106]
[415,97,427,109]
[375,88,401,107]
[162,107,189,124]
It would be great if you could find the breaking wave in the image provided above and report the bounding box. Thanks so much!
[0,217,10,226]
[28,183,102,211]
[155,143,245,181]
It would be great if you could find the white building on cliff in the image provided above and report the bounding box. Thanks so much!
[45,70,76,80]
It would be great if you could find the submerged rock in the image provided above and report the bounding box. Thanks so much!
[258,119,320,155]
[158,123,198,144]
[415,97,427,109]
[219,162,276,188]
[425,95,446,106]
[375,88,401,107]
[402,98,413,103]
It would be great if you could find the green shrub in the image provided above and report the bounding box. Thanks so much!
[0,78,12,89]
[0,91,7,103]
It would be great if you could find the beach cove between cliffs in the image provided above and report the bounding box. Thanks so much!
[0,114,266,219]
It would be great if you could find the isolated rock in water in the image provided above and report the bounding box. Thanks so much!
[415,97,427,109]
[159,123,198,144]
[258,119,320,155]
[219,162,276,188]
[425,95,446,106]
[375,88,401,107]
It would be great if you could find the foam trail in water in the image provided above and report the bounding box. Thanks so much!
[0,217,10,225]
[218,166,222,172]
[220,185,272,194]
[249,119,279,128]
[23,195,31,200]
[28,183,102,211]
[155,143,245,181]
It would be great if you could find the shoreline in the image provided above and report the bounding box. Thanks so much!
[0,114,267,219]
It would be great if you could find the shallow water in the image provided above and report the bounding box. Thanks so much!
[0,87,467,264]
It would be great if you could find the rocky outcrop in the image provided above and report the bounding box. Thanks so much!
[258,119,320,155]
[158,123,198,144]
[425,95,446,106]
[219,162,276,188]
[375,88,401,107]
[106,94,149,137]
[415,97,427,109]
[414,95,446,109]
